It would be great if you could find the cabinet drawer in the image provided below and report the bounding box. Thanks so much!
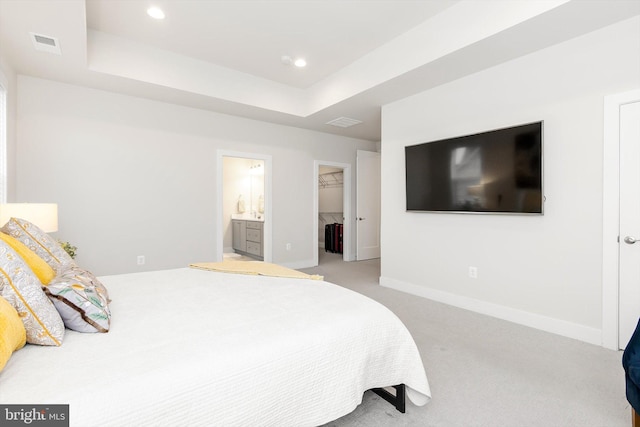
[246,241,261,256]
[246,221,262,230]
[246,228,261,243]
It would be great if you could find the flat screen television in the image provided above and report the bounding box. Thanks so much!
[405,121,543,214]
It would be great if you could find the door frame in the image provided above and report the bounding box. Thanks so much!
[602,89,640,350]
[216,149,272,263]
[313,160,352,265]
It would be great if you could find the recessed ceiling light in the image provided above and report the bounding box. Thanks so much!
[281,55,307,68]
[147,6,165,20]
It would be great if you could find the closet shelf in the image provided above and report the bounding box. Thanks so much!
[319,172,343,189]
[319,212,343,224]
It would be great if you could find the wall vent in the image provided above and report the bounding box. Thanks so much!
[29,32,61,55]
[326,117,363,128]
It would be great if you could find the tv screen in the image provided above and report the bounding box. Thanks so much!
[405,121,543,214]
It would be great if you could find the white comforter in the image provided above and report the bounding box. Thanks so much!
[0,268,430,426]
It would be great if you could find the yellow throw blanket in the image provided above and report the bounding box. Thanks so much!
[189,260,323,281]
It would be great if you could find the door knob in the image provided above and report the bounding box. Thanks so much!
[357,217,366,221]
[624,236,639,244]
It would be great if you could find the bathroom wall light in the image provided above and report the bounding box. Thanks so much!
[250,164,264,175]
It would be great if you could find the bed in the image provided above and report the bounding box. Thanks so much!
[0,266,430,426]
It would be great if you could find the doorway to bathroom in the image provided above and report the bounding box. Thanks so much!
[216,150,272,263]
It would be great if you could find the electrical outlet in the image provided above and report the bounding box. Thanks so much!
[468,266,478,279]
[137,255,145,265]
[285,243,291,251]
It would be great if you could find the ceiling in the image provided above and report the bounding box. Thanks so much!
[0,0,639,142]
[85,0,455,89]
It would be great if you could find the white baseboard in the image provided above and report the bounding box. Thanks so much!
[380,276,602,346]
[280,258,316,270]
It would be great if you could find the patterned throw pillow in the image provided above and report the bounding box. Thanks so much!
[0,232,55,285]
[0,242,65,346]
[1,217,75,273]
[44,264,111,333]
[0,295,26,372]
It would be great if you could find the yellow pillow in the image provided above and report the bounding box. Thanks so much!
[0,232,55,285]
[0,295,27,372]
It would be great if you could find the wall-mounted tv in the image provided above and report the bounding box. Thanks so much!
[405,121,543,214]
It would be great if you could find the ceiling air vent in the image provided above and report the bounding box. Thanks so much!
[326,117,363,128]
[29,32,61,55]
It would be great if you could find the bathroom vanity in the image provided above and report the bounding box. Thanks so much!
[232,218,264,260]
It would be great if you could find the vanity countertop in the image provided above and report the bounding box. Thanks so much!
[231,213,264,222]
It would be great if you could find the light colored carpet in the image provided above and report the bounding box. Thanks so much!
[300,251,628,427]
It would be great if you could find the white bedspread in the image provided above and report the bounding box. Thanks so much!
[0,268,430,426]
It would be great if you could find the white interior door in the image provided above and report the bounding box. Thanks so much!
[618,100,640,348]
[356,150,381,260]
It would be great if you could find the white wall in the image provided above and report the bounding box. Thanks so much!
[381,17,640,345]
[319,187,343,213]
[0,54,16,201]
[16,76,375,275]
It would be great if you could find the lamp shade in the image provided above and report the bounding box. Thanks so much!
[0,203,58,232]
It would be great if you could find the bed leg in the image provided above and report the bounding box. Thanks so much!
[372,384,406,413]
